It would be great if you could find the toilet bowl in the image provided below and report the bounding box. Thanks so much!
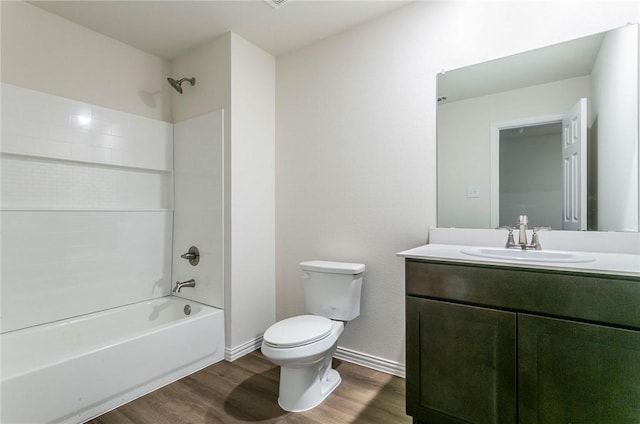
[262,315,344,411]
[260,260,365,412]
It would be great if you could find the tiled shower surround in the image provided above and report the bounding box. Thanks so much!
[1,83,174,333]
[1,157,169,210]
[1,83,171,169]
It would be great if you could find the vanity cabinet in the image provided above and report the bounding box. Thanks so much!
[405,259,640,424]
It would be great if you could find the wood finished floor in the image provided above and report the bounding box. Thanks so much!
[88,351,410,424]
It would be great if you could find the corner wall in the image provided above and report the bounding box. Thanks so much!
[591,24,639,231]
[228,33,276,356]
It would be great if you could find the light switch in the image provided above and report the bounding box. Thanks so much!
[467,185,480,198]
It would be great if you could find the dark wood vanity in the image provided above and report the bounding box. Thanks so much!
[405,258,640,424]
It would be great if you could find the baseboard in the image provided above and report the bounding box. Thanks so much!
[227,336,406,378]
[335,346,406,378]
[225,336,263,362]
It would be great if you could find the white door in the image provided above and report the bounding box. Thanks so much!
[562,98,587,230]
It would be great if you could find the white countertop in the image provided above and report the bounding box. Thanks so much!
[398,244,640,278]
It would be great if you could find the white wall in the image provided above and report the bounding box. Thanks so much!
[276,1,638,367]
[438,76,590,228]
[228,34,276,354]
[591,24,639,231]
[169,34,231,124]
[0,1,171,122]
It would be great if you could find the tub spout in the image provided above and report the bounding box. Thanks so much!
[173,279,195,293]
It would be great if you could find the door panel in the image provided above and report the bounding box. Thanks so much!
[562,98,587,230]
[519,314,640,423]
[407,298,516,423]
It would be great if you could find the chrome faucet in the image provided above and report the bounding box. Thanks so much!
[173,279,195,293]
[517,215,529,247]
[501,215,551,250]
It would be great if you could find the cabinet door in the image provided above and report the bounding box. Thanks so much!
[518,314,640,423]
[407,297,517,424]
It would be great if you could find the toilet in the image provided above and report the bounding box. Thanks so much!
[261,260,365,412]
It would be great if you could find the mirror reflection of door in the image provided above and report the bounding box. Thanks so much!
[497,98,589,230]
[499,122,563,229]
[561,98,588,230]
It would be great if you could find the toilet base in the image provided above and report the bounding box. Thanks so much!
[261,319,345,412]
[278,366,341,412]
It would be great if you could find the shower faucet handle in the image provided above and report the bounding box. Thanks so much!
[180,246,200,266]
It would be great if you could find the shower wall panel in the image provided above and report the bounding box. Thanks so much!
[0,83,173,332]
[1,211,172,332]
[172,110,224,309]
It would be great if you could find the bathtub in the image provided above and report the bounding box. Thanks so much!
[1,297,224,424]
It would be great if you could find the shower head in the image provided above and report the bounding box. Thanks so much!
[167,77,196,94]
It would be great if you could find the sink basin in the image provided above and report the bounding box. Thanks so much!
[460,247,596,263]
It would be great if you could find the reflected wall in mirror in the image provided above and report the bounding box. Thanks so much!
[437,24,639,232]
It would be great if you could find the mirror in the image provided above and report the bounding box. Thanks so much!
[437,24,639,232]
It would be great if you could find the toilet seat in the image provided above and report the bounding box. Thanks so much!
[263,315,333,348]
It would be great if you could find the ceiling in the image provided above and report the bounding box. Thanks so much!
[28,0,412,60]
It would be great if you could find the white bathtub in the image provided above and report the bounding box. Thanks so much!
[1,297,224,424]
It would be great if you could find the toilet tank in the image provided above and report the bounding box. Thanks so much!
[300,260,365,321]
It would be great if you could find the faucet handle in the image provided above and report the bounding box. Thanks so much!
[180,246,200,266]
[498,226,516,248]
[530,227,551,250]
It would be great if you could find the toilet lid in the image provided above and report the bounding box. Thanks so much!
[263,315,333,348]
